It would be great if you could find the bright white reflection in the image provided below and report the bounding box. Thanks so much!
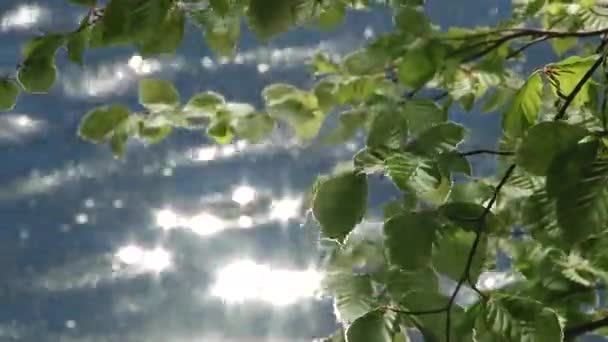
[270,197,302,222]
[231,186,256,206]
[1,5,46,31]
[238,215,254,229]
[116,245,144,265]
[185,213,226,236]
[156,209,180,230]
[211,260,321,306]
[141,248,172,272]
[115,245,172,272]
[193,146,218,161]
[127,55,161,75]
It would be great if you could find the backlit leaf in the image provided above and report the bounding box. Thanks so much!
[502,72,543,138]
[0,79,20,110]
[313,171,367,243]
[79,105,130,143]
[407,122,467,156]
[324,273,375,323]
[433,229,487,282]
[473,295,563,341]
[345,310,392,342]
[516,121,588,175]
[384,212,439,270]
[138,79,180,112]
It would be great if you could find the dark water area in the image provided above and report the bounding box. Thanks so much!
[2,1,591,341]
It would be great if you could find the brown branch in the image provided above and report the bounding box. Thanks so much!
[444,164,517,342]
[564,316,608,340]
[554,52,607,121]
[460,149,515,157]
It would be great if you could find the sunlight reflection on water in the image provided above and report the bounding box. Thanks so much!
[210,260,322,306]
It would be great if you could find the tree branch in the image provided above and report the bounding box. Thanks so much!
[564,316,608,340]
[444,164,517,342]
[554,52,607,121]
[460,149,515,157]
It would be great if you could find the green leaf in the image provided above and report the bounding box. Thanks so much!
[522,189,564,247]
[325,108,367,143]
[209,0,230,16]
[557,157,608,243]
[138,124,172,144]
[324,273,375,323]
[17,60,57,93]
[502,72,543,138]
[398,42,436,89]
[185,91,225,115]
[345,310,392,342]
[354,148,387,174]
[343,50,386,76]
[0,79,20,111]
[439,202,500,232]
[66,28,89,65]
[312,52,340,76]
[235,112,275,142]
[438,151,471,176]
[481,87,515,113]
[394,6,431,37]
[22,34,65,60]
[547,55,598,106]
[318,3,346,31]
[207,120,234,144]
[406,122,467,156]
[263,84,323,139]
[138,79,180,112]
[110,130,128,159]
[247,0,314,40]
[313,171,368,242]
[516,121,588,175]
[546,139,598,197]
[386,267,438,302]
[403,99,446,135]
[384,212,439,270]
[100,0,172,46]
[473,295,563,341]
[137,9,185,55]
[551,37,577,56]
[78,105,130,143]
[448,180,494,203]
[367,109,407,149]
[193,10,241,57]
[433,229,487,282]
[385,153,441,193]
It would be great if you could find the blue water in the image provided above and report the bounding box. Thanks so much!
[1,1,579,342]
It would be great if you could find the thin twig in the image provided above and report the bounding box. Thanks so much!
[506,35,551,59]
[444,164,517,342]
[460,149,515,157]
[554,53,607,121]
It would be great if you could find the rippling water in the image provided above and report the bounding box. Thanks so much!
[0,1,511,341]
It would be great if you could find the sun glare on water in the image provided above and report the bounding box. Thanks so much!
[210,260,321,306]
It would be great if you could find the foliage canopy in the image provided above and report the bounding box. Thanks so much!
[9,0,608,340]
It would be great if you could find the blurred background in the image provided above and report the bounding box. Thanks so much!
[0,1,521,341]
